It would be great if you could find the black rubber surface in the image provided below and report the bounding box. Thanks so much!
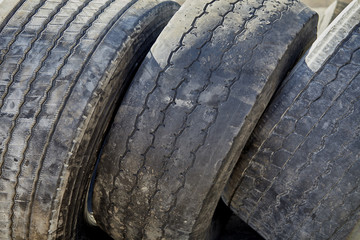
[0,0,179,239]
[223,1,360,239]
[92,0,317,239]
[79,200,265,240]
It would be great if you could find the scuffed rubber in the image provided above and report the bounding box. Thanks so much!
[223,1,360,239]
[0,0,179,239]
[92,0,317,239]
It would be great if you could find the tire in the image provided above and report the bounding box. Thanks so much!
[92,0,317,239]
[317,0,351,34]
[0,0,179,239]
[332,0,352,21]
[222,1,360,239]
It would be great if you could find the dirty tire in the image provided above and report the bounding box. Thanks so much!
[0,0,179,239]
[332,0,352,21]
[92,0,317,239]
[223,1,360,239]
[317,0,351,34]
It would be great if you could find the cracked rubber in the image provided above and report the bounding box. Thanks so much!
[0,0,179,239]
[222,1,360,239]
[92,0,317,239]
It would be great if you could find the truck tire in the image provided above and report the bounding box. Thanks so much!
[92,0,317,239]
[317,0,351,34]
[223,1,360,239]
[0,0,179,239]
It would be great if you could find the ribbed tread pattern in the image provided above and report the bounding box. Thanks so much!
[0,0,179,239]
[92,0,317,239]
[223,3,360,239]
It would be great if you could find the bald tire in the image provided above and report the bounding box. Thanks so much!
[92,0,317,239]
[0,0,179,239]
[223,1,360,239]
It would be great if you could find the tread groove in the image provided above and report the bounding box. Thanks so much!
[247,45,360,223]
[0,0,27,33]
[39,0,139,238]
[4,0,96,238]
[98,0,310,239]
[225,16,360,240]
[0,0,47,66]
[0,0,70,174]
[105,1,222,235]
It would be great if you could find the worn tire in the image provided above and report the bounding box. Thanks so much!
[223,1,360,239]
[332,0,352,21]
[92,0,317,239]
[0,0,179,239]
[317,0,351,34]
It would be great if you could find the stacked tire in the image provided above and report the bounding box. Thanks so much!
[0,0,179,239]
[92,0,317,239]
[223,1,360,239]
[0,0,359,240]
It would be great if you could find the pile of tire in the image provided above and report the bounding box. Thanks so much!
[0,0,358,239]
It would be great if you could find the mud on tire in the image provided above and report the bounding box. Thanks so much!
[0,0,179,239]
[92,0,317,239]
[223,1,360,239]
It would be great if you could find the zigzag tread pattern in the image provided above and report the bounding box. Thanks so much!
[226,20,360,240]
[92,0,317,239]
[0,0,152,239]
